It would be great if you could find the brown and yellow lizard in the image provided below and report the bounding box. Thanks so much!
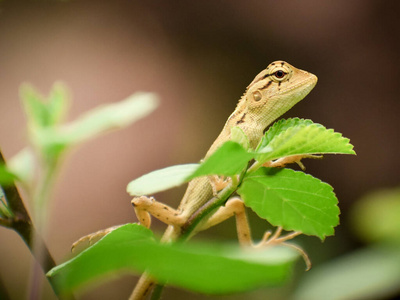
[130,60,318,299]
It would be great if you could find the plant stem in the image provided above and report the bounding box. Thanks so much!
[180,183,237,240]
[149,284,164,300]
[0,149,74,300]
[147,183,239,300]
[0,149,56,273]
[29,153,62,300]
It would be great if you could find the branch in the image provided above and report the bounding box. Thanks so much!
[0,150,58,273]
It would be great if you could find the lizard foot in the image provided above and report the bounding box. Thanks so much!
[255,226,311,271]
[208,175,231,196]
[71,225,122,253]
[263,154,323,170]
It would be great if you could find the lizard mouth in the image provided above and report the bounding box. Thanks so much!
[278,73,318,95]
[277,73,318,97]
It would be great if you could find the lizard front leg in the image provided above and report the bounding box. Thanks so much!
[131,196,185,228]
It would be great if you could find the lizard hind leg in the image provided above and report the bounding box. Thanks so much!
[198,198,311,269]
[198,197,253,247]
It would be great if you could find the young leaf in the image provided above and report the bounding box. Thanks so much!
[48,224,297,295]
[187,141,254,180]
[20,82,70,128]
[7,148,35,185]
[63,92,158,143]
[20,84,51,128]
[127,164,199,196]
[33,92,159,157]
[238,168,339,240]
[47,82,70,125]
[256,120,355,163]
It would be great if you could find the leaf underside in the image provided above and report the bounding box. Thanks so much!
[127,164,199,196]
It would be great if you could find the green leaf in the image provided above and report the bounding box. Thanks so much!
[0,164,18,185]
[293,245,400,300]
[47,82,70,125]
[20,83,69,128]
[7,148,35,185]
[127,164,199,196]
[48,224,297,295]
[256,119,356,163]
[20,84,51,127]
[231,126,250,150]
[238,168,339,240]
[63,92,158,143]
[257,118,316,151]
[188,141,254,180]
[34,92,159,157]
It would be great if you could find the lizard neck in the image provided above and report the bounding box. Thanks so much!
[205,93,264,157]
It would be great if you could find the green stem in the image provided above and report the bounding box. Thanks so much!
[180,183,238,240]
[150,172,246,300]
[149,284,164,300]
[246,160,263,173]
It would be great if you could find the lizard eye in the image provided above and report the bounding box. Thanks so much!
[252,91,262,101]
[274,70,286,79]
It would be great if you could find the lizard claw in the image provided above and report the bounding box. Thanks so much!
[208,175,231,196]
[254,227,311,271]
[263,154,323,170]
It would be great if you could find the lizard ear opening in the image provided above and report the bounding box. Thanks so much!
[252,91,262,102]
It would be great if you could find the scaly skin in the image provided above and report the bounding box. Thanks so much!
[130,61,318,299]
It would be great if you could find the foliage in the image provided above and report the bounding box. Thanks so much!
[0,83,159,299]
[51,118,354,295]
[0,84,356,299]
[238,167,338,240]
[293,187,400,300]
[49,224,297,295]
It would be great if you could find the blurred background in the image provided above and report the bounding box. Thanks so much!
[0,0,399,299]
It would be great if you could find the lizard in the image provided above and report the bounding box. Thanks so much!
[130,60,318,299]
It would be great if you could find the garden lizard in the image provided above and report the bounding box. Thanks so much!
[130,61,318,299]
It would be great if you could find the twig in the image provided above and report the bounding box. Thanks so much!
[0,149,75,299]
[0,149,56,273]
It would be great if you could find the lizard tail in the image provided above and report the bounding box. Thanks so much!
[129,272,155,300]
[129,225,181,299]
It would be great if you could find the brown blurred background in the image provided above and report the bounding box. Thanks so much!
[0,0,399,299]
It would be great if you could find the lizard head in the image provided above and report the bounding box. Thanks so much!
[209,61,318,153]
[238,60,318,130]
